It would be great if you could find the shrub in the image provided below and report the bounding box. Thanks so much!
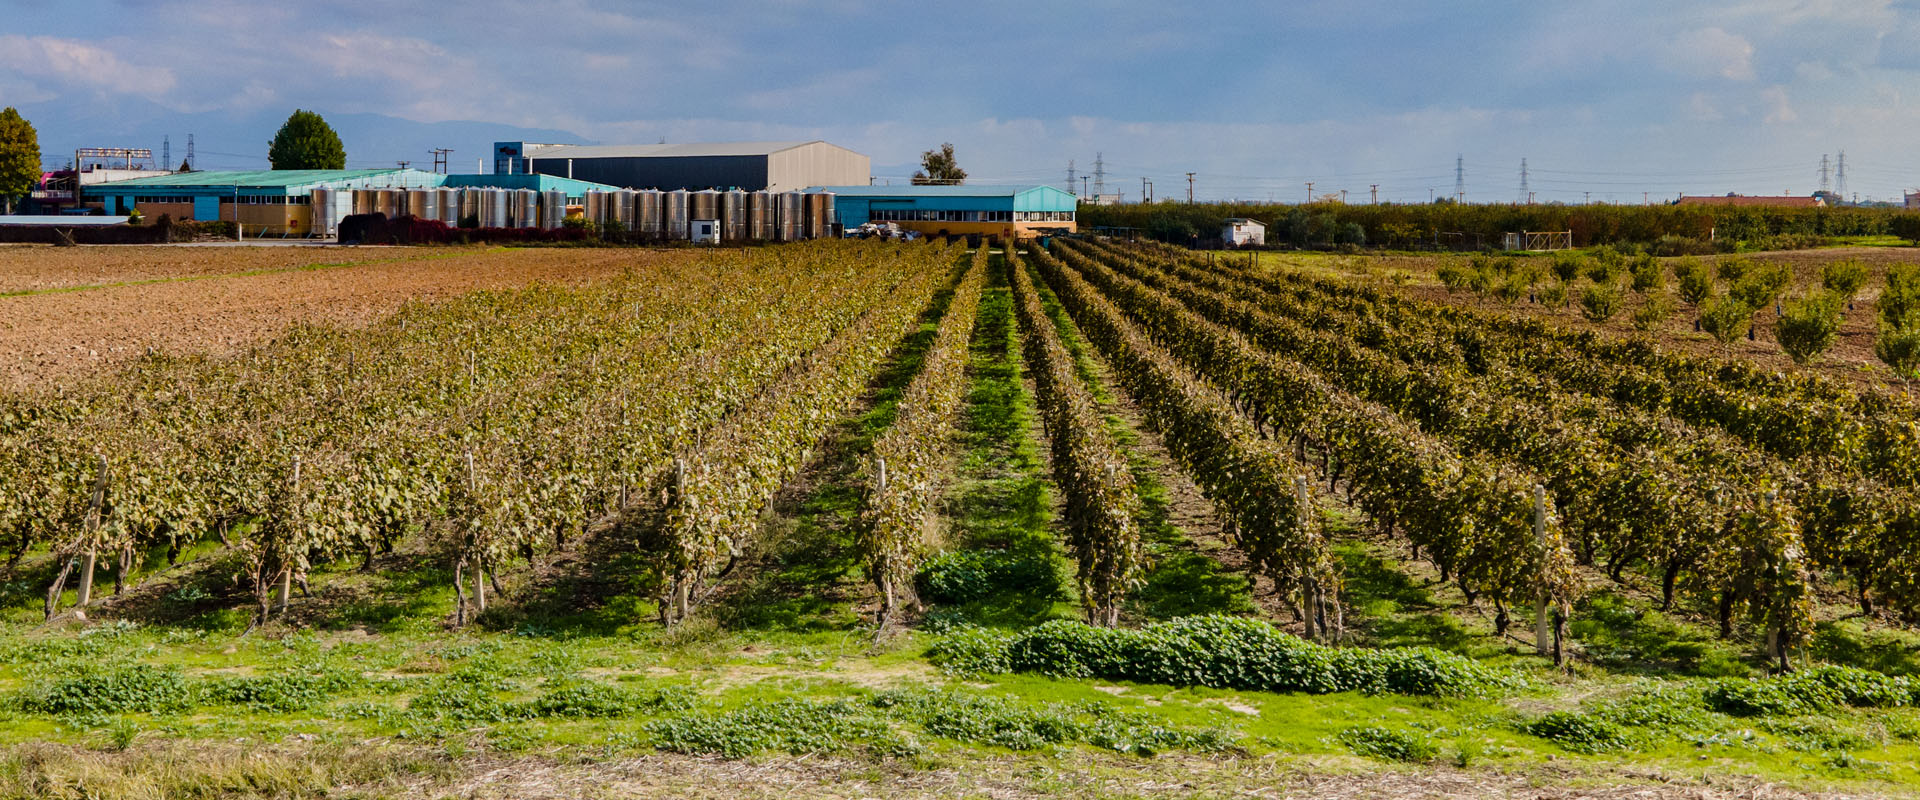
[1700,297,1755,349]
[1876,324,1920,385]
[915,549,1062,605]
[1822,259,1870,302]
[644,698,892,758]
[1631,294,1675,331]
[1881,264,1920,329]
[926,626,1016,676]
[524,680,694,718]
[1776,292,1844,365]
[933,616,1521,698]
[1703,678,1841,717]
[1717,257,1753,283]
[1629,254,1664,293]
[1338,726,1436,762]
[20,665,195,715]
[1550,252,1584,283]
[1525,711,1632,753]
[1580,283,1623,323]
[207,669,359,712]
[1437,262,1474,293]
[1730,264,1794,310]
[877,689,1235,755]
[1675,258,1715,305]
[1539,280,1570,309]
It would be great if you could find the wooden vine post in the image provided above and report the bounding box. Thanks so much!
[1295,475,1323,642]
[1533,484,1551,656]
[277,457,300,615]
[875,457,892,626]
[74,454,110,608]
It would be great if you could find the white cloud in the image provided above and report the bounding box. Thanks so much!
[1761,85,1797,123]
[1665,27,1756,80]
[1688,92,1724,121]
[0,35,176,95]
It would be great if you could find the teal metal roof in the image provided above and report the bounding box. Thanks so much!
[807,184,1067,198]
[442,174,621,194]
[89,169,412,190]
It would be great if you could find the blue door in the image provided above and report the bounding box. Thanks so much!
[193,196,220,221]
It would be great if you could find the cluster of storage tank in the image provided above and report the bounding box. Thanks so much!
[313,186,838,242]
[576,189,836,242]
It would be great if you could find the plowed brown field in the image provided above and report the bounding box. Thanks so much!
[0,245,690,388]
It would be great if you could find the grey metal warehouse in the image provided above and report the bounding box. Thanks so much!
[492,140,870,192]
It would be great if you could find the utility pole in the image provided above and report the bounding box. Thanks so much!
[1584,191,1591,204]
[1186,172,1195,204]
[1081,175,1090,197]
[430,148,452,175]
[1142,177,1152,204]
[1339,189,1347,204]
[1429,188,1434,203]
[396,160,410,170]
[1304,181,1313,204]
[1370,184,1378,204]
[1643,191,1650,205]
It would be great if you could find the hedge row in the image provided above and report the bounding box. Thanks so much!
[930,615,1522,698]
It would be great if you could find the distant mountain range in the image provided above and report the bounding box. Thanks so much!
[17,100,585,174]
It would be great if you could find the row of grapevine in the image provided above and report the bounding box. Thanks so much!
[1016,248,1344,640]
[1028,242,1583,650]
[0,242,955,626]
[1130,239,1920,487]
[1079,239,1920,628]
[656,247,955,624]
[859,246,991,626]
[1007,246,1143,627]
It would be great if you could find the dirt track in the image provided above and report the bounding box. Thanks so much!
[0,246,688,389]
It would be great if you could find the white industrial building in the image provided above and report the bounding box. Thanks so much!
[1223,217,1266,246]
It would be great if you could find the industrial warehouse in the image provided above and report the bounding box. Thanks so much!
[57,139,1074,242]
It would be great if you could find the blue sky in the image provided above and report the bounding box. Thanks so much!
[5,0,1920,202]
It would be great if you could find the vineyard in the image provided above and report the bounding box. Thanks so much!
[3,239,1920,798]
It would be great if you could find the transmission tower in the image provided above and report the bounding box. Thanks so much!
[1518,158,1529,204]
[1836,151,1848,201]
[185,134,195,170]
[1066,160,1076,195]
[162,136,170,172]
[1093,152,1106,197]
[1454,155,1465,202]
[1819,154,1831,194]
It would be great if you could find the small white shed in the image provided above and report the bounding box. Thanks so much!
[690,218,721,244]
[1222,217,1265,246]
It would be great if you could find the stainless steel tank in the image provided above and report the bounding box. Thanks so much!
[374,189,397,218]
[636,190,662,239]
[612,189,636,232]
[777,191,804,241]
[663,189,689,240]
[487,189,509,228]
[310,187,333,236]
[748,191,774,240]
[542,190,567,229]
[721,189,747,242]
[407,188,434,221]
[689,189,719,227]
[438,188,460,224]
[350,189,370,216]
[583,191,605,229]
[804,193,828,239]
[515,189,539,228]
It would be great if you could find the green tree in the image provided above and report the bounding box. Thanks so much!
[1700,296,1755,351]
[910,142,966,186]
[1889,213,1920,245]
[1880,264,1920,330]
[1775,292,1843,366]
[1675,257,1715,305]
[1821,259,1870,303]
[1579,283,1622,322]
[267,109,346,170]
[1878,324,1920,390]
[1629,253,1664,293]
[1631,293,1676,331]
[0,107,38,214]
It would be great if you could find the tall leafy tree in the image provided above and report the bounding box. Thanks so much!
[0,107,39,214]
[267,109,346,170]
[910,143,966,186]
